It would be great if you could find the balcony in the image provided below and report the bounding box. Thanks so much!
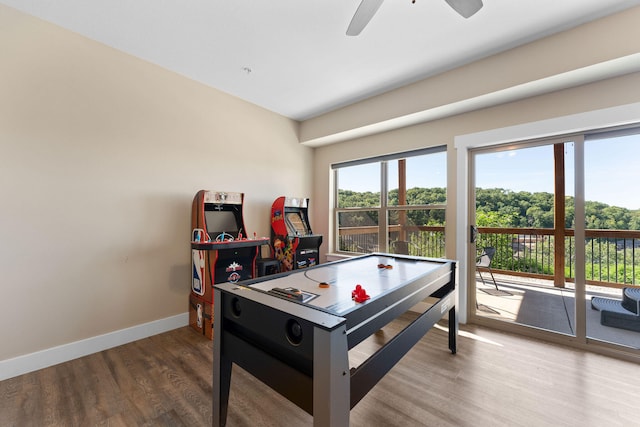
[475,272,640,349]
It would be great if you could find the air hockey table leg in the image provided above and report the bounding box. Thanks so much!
[448,306,457,354]
[213,289,232,427]
[313,323,350,427]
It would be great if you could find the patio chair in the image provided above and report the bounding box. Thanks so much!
[391,240,409,255]
[476,246,498,290]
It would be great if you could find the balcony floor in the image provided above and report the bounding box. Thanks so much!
[475,274,640,350]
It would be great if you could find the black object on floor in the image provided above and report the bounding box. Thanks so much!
[591,287,640,332]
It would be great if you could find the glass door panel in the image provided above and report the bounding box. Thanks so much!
[585,133,640,349]
[473,142,576,336]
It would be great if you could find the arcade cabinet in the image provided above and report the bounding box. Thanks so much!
[189,190,268,339]
[270,196,322,271]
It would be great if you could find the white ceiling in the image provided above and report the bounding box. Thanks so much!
[3,0,640,121]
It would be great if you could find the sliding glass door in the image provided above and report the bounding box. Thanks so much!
[470,131,640,351]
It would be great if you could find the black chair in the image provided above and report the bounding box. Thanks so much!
[391,240,409,255]
[257,257,280,277]
[256,243,280,277]
[476,247,498,290]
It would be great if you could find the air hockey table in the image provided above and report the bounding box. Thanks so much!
[212,253,457,427]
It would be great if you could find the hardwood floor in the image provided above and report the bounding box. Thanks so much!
[2,314,639,426]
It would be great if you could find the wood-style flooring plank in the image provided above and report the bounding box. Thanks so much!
[1,319,639,426]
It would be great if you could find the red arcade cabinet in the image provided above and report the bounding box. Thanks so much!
[271,196,323,271]
[189,190,268,339]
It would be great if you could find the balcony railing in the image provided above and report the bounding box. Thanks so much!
[478,227,640,288]
[338,226,640,289]
[338,225,445,258]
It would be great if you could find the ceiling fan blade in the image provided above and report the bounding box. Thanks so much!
[346,0,384,36]
[444,0,483,18]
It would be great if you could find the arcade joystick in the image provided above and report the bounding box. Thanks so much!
[215,232,235,242]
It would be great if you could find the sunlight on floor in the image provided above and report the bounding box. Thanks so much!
[433,323,504,347]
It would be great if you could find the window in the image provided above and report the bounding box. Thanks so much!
[333,147,447,257]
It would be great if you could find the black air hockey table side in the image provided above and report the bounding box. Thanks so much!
[212,253,457,427]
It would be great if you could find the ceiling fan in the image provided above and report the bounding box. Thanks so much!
[347,0,483,36]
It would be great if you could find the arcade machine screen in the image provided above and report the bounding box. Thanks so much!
[271,196,322,271]
[285,211,310,236]
[204,209,241,241]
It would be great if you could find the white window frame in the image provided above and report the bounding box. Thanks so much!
[332,146,447,256]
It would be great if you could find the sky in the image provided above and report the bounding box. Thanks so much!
[476,134,640,210]
[338,134,640,210]
[338,151,447,193]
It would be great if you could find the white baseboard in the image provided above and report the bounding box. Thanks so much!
[0,312,189,382]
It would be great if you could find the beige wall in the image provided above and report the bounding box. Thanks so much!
[311,7,640,261]
[0,5,311,362]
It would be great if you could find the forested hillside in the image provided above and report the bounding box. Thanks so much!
[339,187,640,230]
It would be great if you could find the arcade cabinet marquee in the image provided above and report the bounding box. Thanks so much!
[189,190,268,339]
[271,196,322,271]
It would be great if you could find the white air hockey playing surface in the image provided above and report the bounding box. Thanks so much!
[248,253,445,315]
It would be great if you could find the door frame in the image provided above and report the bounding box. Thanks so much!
[454,102,640,327]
